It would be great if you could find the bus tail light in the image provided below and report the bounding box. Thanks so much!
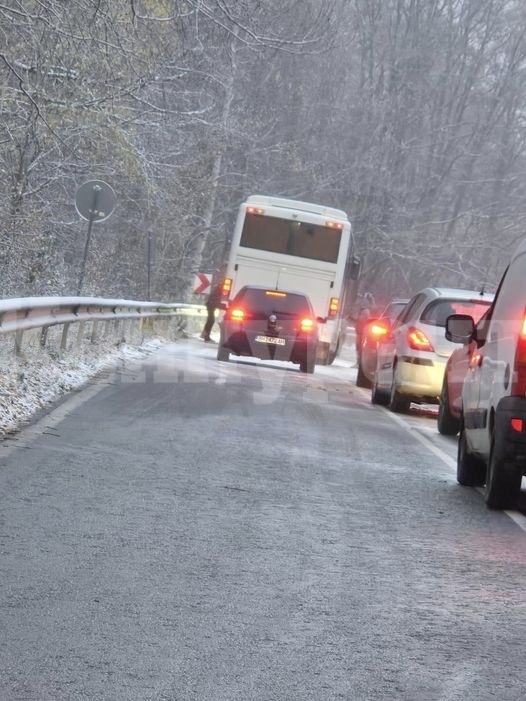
[407,327,434,352]
[511,311,526,395]
[222,278,232,298]
[328,297,339,318]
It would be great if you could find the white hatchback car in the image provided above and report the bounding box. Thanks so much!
[371,287,493,412]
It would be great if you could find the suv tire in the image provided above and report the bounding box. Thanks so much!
[356,361,372,389]
[371,375,389,406]
[300,354,315,374]
[457,423,485,486]
[485,439,522,509]
[217,346,230,362]
[437,378,460,435]
[388,370,410,413]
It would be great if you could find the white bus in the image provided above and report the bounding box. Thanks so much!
[220,195,359,364]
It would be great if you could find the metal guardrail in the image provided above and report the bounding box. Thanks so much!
[0,296,207,354]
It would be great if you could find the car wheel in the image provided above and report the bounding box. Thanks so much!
[356,360,372,389]
[485,438,522,509]
[457,422,485,486]
[388,371,410,413]
[437,378,460,436]
[217,346,230,362]
[371,374,389,406]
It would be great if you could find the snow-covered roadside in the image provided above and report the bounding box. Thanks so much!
[0,339,166,439]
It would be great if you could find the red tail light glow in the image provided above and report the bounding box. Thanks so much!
[407,327,434,352]
[328,297,339,318]
[300,318,315,333]
[368,322,389,340]
[229,308,245,322]
[511,311,526,395]
[222,278,232,298]
[511,418,524,432]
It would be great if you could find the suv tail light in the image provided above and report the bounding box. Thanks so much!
[300,318,315,333]
[407,326,434,352]
[511,312,526,395]
[222,278,232,298]
[229,308,245,322]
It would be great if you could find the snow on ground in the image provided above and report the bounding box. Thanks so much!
[0,338,166,439]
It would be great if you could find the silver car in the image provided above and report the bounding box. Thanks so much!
[371,287,493,412]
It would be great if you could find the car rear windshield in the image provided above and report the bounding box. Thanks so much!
[420,299,492,327]
[235,289,312,316]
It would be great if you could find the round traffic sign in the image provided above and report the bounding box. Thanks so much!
[75,180,116,222]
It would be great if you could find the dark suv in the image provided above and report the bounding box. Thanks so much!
[217,286,318,373]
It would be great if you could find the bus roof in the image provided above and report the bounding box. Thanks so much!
[244,195,349,222]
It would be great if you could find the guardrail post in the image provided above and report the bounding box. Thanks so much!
[61,323,70,351]
[76,321,86,348]
[14,330,24,356]
[40,326,49,348]
[91,320,99,343]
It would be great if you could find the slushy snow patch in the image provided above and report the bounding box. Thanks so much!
[0,339,164,438]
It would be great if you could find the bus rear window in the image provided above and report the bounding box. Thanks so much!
[240,214,341,263]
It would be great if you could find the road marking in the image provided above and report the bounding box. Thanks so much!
[0,376,112,458]
[381,406,526,534]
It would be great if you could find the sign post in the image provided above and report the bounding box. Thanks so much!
[75,180,116,295]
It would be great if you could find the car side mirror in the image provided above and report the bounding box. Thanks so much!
[446,314,475,344]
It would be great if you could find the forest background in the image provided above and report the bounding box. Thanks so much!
[1,0,525,307]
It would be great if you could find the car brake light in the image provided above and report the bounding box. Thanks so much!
[328,297,339,318]
[325,220,344,230]
[407,326,434,352]
[300,318,315,332]
[247,206,264,215]
[511,418,524,432]
[229,308,244,321]
[265,290,287,298]
[511,311,526,394]
[222,278,232,298]
[368,322,389,339]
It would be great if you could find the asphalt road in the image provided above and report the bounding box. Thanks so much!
[1,338,525,700]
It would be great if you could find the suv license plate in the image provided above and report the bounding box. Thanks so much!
[255,335,285,346]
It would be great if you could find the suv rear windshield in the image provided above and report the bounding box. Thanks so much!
[234,288,312,316]
[421,299,491,327]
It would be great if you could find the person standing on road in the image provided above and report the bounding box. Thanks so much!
[201,280,223,342]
